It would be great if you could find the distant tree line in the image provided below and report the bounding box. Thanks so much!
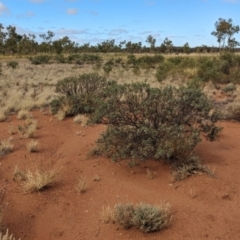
[0,18,239,55]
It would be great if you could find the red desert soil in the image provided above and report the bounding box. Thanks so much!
[0,110,240,240]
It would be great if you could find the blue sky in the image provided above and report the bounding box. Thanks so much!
[0,0,240,47]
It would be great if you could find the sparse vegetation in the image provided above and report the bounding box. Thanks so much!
[17,109,31,120]
[22,169,58,193]
[0,138,13,156]
[76,177,87,193]
[100,205,113,223]
[110,202,171,233]
[73,114,88,126]
[26,140,39,152]
[0,229,20,240]
[7,61,19,70]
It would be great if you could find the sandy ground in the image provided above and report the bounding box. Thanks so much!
[0,110,240,240]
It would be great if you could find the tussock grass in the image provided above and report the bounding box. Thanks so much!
[13,166,27,181]
[132,203,171,233]
[73,114,88,126]
[55,110,65,121]
[0,229,20,240]
[111,202,171,233]
[0,138,13,156]
[76,177,87,193]
[100,206,113,223]
[23,169,58,193]
[17,109,31,120]
[18,122,37,138]
[26,140,39,152]
[0,112,6,122]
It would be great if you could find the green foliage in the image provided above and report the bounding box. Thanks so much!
[67,53,102,66]
[103,59,114,75]
[113,203,171,233]
[29,55,51,65]
[7,61,19,69]
[221,83,236,93]
[127,54,164,69]
[51,73,107,117]
[94,82,221,166]
[155,61,173,81]
[54,54,66,63]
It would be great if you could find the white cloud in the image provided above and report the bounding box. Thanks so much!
[67,8,78,15]
[0,2,10,15]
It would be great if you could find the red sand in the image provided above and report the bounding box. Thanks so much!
[0,111,240,240]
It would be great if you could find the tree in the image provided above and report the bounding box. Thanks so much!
[39,30,55,53]
[146,35,156,53]
[0,24,7,54]
[160,38,173,53]
[211,18,239,51]
[5,26,22,54]
[183,42,190,54]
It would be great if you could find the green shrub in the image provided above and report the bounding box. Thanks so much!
[51,73,108,117]
[138,55,164,69]
[155,61,173,81]
[94,81,221,174]
[54,54,66,63]
[103,59,114,75]
[29,55,51,65]
[221,83,236,93]
[7,61,19,69]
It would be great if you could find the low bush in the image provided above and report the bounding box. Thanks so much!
[7,61,18,69]
[94,81,221,176]
[132,203,171,233]
[50,73,108,118]
[155,61,173,81]
[29,55,51,65]
[112,202,171,233]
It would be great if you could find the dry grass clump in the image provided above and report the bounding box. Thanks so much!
[0,230,17,240]
[146,168,156,180]
[7,125,16,135]
[23,169,58,193]
[26,140,39,152]
[18,122,37,138]
[0,112,6,122]
[0,138,13,156]
[13,166,27,181]
[131,203,171,233]
[0,229,20,240]
[113,203,135,229]
[76,177,87,193]
[73,114,88,126]
[17,109,31,120]
[106,202,171,233]
[55,110,65,121]
[226,102,240,121]
[13,166,58,193]
[100,206,113,223]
